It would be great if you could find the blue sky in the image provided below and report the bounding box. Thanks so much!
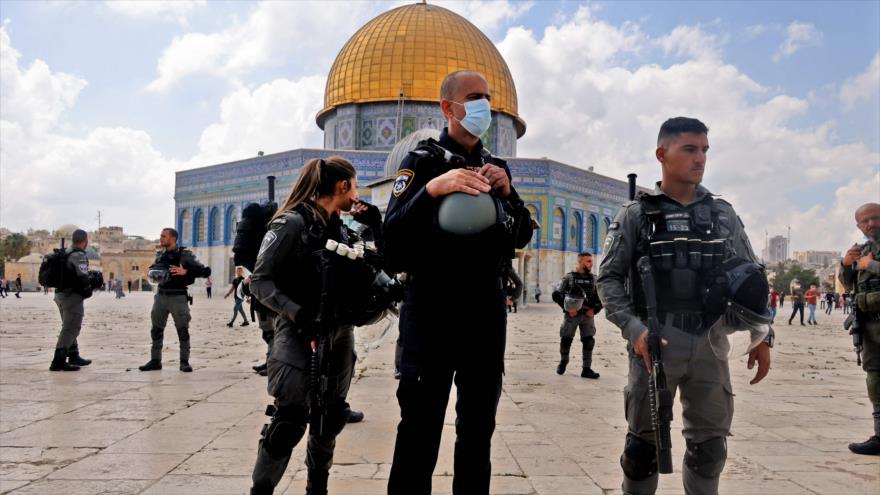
[1,1,878,250]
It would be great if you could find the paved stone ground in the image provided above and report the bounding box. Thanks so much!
[0,292,878,494]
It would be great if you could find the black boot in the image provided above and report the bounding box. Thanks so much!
[347,409,365,423]
[306,469,329,495]
[581,368,600,379]
[68,351,92,366]
[50,348,80,371]
[253,362,267,372]
[556,359,568,375]
[139,359,162,371]
[250,484,273,495]
[848,435,880,455]
[179,360,193,372]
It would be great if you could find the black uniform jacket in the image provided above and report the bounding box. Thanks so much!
[383,127,533,287]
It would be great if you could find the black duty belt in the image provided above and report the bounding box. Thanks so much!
[659,312,705,334]
[158,288,188,296]
[409,275,503,291]
[865,312,880,321]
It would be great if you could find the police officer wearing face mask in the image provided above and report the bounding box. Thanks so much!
[139,228,211,373]
[384,70,534,495]
[597,117,772,495]
[840,202,880,455]
[554,252,603,378]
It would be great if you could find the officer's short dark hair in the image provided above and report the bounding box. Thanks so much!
[162,227,179,240]
[657,117,709,146]
[71,229,88,245]
[577,252,592,258]
[440,70,486,101]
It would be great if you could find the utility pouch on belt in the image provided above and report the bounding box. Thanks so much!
[857,290,880,313]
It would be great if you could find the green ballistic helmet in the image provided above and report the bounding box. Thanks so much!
[436,192,500,235]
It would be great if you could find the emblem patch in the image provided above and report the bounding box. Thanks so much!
[258,231,278,257]
[78,263,89,274]
[609,221,620,231]
[392,169,414,197]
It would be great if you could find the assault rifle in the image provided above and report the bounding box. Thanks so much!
[309,250,335,437]
[636,256,674,474]
[843,261,865,366]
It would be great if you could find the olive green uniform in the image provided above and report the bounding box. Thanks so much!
[54,248,93,361]
[597,183,759,495]
[838,239,880,439]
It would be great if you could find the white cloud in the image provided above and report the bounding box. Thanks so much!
[186,76,326,168]
[497,11,879,252]
[840,52,880,110]
[430,0,533,35]
[0,25,178,237]
[0,24,86,134]
[744,24,770,39]
[773,21,822,62]
[658,25,720,61]
[146,1,377,93]
[104,0,205,25]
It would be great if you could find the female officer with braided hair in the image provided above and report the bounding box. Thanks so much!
[248,156,382,495]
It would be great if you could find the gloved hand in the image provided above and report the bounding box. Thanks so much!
[352,201,382,230]
[294,307,320,337]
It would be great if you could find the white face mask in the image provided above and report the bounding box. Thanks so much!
[450,98,492,138]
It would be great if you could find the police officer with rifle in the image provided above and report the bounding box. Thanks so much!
[248,156,399,495]
[45,229,103,371]
[840,202,880,456]
[597,117,772,495]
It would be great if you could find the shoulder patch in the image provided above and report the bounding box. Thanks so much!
[258,230,278,258]
[269,217,287,226]
[392,169,415,197]
[609,221,620,231]
[77,263,89,274]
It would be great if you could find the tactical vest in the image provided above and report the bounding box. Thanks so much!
[567,271,600,307]
[153,247,187,290]
[856,240,880,313]
[632,193,734,314]
[408,139,516,277]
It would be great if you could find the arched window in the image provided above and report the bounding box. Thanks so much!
[179,210,192,244]
[554,207,565,250]
[225,205,239,244]
[587,215,598,254]
[194,209,206,243]
[570,212,583,253]
[209,207,221,243]
[525,204,539,249]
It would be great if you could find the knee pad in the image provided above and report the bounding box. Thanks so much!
[582,336,595,350]
[262,406,307,457]
[620,433,657,481]
[684,437,727,479]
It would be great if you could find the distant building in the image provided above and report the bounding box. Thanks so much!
[763,235,789,264]
[793,250,841,268]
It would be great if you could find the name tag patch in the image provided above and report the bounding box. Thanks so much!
[392,169,414,197]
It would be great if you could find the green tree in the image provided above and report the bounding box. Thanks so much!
[2,233,31,261]
[772,263,819,294]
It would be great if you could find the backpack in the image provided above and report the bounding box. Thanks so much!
[39,248,69,289]
[233,202,277,272]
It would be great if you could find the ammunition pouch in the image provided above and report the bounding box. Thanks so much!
[857,283,880,313]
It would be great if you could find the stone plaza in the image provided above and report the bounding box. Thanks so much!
[1,292,877,494]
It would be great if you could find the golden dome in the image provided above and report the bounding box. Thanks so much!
[317,2,525,137]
